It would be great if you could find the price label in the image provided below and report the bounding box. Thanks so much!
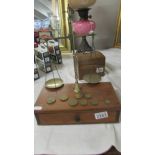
[54,42,59,46]
[96,67,104,73]
[95,112,108,120]
[34,106,42,110]
[45,57,50,62]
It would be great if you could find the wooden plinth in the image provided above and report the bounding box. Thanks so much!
[34,82,121,125]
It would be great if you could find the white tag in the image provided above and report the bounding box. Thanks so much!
[95,112,108,120]
[45,57,50,62]
[34,106,42,110]
[96,67,104,73]
[54,42,59,46]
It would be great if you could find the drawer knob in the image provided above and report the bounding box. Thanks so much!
[75,115,80,122]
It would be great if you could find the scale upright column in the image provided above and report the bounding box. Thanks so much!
[68,6,81,94]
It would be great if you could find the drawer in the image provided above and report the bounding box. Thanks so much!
[35,110,120,125]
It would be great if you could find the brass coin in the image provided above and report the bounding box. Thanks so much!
[47,97,56,104]
[75,93,83,99]
[90,100,98,106]
[84,93,92,99]
[104,99,111,104]
[79,99,88,106]
[68,98,78,107]
[59,95,69,101]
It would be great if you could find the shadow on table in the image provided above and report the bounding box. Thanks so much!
[99,146,121,155]
[34,146,121,155]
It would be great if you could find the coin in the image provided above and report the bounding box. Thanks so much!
[75,93,83,99]
[104,99,111,104]
[68,98,78,107]
[47,97,56,104]
[79,99,88,106]
[84,93,92,99]
[59,95,69,101]
[90,100,98,106]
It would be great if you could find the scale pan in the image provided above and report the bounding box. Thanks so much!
[83,73,101,84]
[45,78,64,89]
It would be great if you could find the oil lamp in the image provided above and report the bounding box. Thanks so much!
[72,8,96,52]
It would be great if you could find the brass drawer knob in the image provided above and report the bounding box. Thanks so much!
[75,115,80,122]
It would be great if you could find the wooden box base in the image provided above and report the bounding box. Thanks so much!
[34,82,120,125]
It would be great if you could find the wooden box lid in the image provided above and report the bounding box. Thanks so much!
[34,82,120,114]
[76,51,105,65]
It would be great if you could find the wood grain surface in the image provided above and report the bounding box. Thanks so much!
[34,82,121,125]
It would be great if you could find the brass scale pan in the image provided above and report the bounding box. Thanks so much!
[45,65,64,89]
[45,78,64,89]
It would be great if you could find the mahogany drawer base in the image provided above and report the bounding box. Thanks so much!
[34,82,121,125]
